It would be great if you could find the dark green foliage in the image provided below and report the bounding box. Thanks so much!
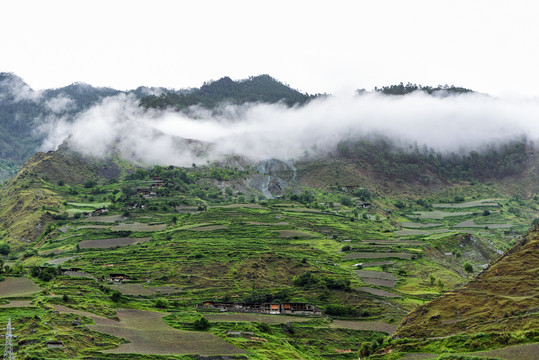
[140,75,316,110]
[31,265,59,282]
[374,82,472,96]
[341,245,351,251]
[325,304,358,316]
[155,297,168,308]
[84,179,97,188]
[336,136,529,182]
[62,294,69,302]
[110,291,122,302]
[0,242,10,255]
[292,272,320,287]
[340,195,354,207]
[482,209,491,216]
[464,262,474,273]
[193,316,210,330]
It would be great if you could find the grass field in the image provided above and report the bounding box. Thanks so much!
[203,313,311,324]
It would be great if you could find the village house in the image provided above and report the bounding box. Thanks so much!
[199,301,321,315]
[108,273,131,283]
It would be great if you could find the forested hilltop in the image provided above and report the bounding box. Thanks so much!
[139,74,318,110]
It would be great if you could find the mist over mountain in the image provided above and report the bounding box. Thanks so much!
[2,72,539,183]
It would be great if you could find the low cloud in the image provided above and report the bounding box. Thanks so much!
[39,92,539,166]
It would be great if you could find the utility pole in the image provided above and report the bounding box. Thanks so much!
[3,318,14,360]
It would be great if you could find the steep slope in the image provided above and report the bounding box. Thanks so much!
[395,224,539,338]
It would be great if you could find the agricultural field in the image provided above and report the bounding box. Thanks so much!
[0,159,538,359]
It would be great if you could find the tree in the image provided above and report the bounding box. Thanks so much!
[0,242,10,256]
[464,262,474,273]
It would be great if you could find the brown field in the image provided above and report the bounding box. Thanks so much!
[361,278,398,287]
[111,222,166,231]
[0,277,40,297]
[0,300,33,307]
[45,256,76,265]
[395,229,452,236]
[283,208,323,213]
[78,237,151,249]
[330,320,397,334]
[355,270,398,280]
[76,225,109,230]
[462,343,539,360]
[277,230,315,238]
[360,261,395,267]
[358,286,400,298]
[400,353,438,360]
[110,283,181,296]
[53,305,244,355]
[83,215,125,223]
[410,211,472,219]
[204,313,311,324]
[189,225,229,231]
[344,252,413,260]
[454,220,512,229]
[355,270,398,287]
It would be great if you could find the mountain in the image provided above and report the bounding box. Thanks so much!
[139,74,317,110]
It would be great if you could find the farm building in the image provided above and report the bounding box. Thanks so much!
[200,301,321,315]
[108,273,131,283]
[92,208,108,216]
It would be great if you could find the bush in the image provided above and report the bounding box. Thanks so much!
[84,180,97,188]
[0,242,11,256]
[155,298,168,308]
[193,316,210,330]
[341,245,351,252]
[325,304,358,317]
[464,262,474,273]
[110,291,122,302]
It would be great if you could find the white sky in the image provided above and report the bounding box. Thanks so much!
[1,0,539,96]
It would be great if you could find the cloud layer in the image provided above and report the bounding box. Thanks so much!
[39,92,539,166]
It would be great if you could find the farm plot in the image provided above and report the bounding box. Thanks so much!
[400,222,442,228]
[78,237,151,249]
[357,261,395,267]
[432,199,501,208]
[395,229,452,236]
[330,320,397,334]
[0,300,33,307]
[0,277,40,297]
[360,240,425,246]
[203,313,311,324]
[454,220,512,229]
[53,306,244,356]
[358,286,400,298]
[355,270,399,287]
[410,211,472,219]
[344,252,413,260]
[83,215,124,223]
[461,342,539,360]
[110,283,181,296]
[247,221,289,226]
[111,222,166,231]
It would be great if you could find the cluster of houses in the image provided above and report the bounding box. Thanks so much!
[199,301,322,315]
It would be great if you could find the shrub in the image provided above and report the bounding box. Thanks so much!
[464,262,474,273]
[193,316,210,330]
[155,298,168,308]
[341,245,351,252]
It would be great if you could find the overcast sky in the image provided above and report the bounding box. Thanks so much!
[2,0,538,97]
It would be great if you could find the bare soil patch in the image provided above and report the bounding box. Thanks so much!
[0,277,40,297]
[462,343,539,360]
[361,278,398,287]
[355,270,398,280]
[454,220,512,229]
[330,320,397,334]
[410,211,472,219]
[360,240,424,246]
[78,237,151,249]
[111,222,166,231]
[83,215,124,223]
[401,222,442,228]
[247,221,289,226]
[358,286,400,298]
[395,229,451,236]
[110,283,181,296]
[53,305,244,356]
[0,300,33,307]
[432,199,501,208]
